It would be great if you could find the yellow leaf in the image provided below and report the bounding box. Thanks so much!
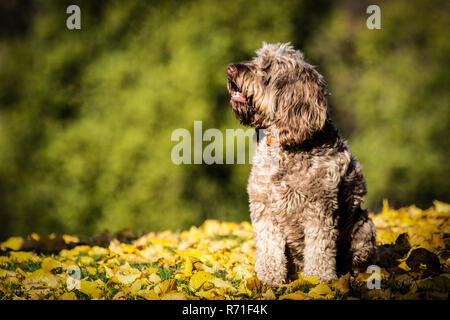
[202,281,214,290]
[108,239,123,255]
[15,268,26,279]
[73,245,91,254]
[87,267,97,276]
[79,280,102,299]
[398,261,411,271]
[174,273,185,281]
[246,277,261,292]
[62,235,79,244]
[114,272,141,285]
[196,290,216,299]
[112,291,127,300]
[60,292,77,300]
[175,248,204,259]
[298,273,320,286]
[103,265,114,278]
[25,269,58,288]
[30,233,40,241]
[59,249,77,258]
[189,271,214,291]
[0,269,17,278]
[433,201,450,215]
[236,283,252,296]
[143,267,158,275]
[154,279,177,295]
[148,272,161,284]
[290,277,319,289]
[161,291,188,300]
[9,251,36,263]
[231,265,253,280]
[79,256,94,265]
[209,278,234,290]
[0,256,9,264]
[193,261,206,271]
[138,289,159,300]
[183,256,193,277]
[309,284,332,296]
[89,246,109,256]
[28,289,51,300]
[378,230,400,244]
[41,257,63,272]
[241,221,252,232]
[279,291,311,300]
[381,199,390,215]
[356,272,371,283]
[125,278,146,295]
[108,263,142,285]
[262,289,276,300]
[1,237,23,251]
[331,274,350,294]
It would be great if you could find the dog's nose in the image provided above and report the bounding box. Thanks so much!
[227,64,237,76]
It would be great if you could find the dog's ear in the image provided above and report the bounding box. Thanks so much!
[274,64,328,146]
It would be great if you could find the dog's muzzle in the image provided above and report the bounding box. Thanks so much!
[227,64,247,103]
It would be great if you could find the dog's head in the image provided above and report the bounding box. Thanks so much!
[227,43,328,146]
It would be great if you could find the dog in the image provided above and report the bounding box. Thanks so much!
[226,43,376,285]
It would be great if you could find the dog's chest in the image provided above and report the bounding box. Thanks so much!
[248,141,294,212]
[248,139,351,219]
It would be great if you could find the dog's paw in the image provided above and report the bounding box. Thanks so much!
[303,268,337,283]
[254,259,287,287]
[319,273,337,283]
[256,273,286,288]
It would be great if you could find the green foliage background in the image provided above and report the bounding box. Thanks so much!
[0,0,448,239]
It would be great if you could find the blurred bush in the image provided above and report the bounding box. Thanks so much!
[0,0,447,238]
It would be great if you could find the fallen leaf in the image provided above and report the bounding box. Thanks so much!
[189,271,214,291]
[183,256,193,277]
[279,291,311,300]
[59,292,77,300]
[161,291,188,300]
[79,280,103,299]
[1,237,24,251]
[41,257,63,272]
[308,283,332,299]
[25,269,58,288]
[154,279,177,295]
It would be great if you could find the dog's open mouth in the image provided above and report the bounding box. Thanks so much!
[231,91,247,103]
[229,80,250,104]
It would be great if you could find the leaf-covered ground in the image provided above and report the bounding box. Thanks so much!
[0,201,449,300]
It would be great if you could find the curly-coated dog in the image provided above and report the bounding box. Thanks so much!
[226,43,376,285]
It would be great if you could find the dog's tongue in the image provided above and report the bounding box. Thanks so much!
[231,91,247,102]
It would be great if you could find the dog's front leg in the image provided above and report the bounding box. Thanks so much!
[303,211,338,282]
[252,217,287,287]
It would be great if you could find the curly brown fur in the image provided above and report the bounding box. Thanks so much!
[227,43,376,285]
